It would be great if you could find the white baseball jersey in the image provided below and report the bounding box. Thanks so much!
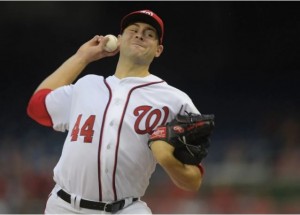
[45,74,200,202]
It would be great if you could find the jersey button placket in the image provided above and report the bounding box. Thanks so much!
[103,88,126,199]
[109,120,114,126]
[114,98,121,105]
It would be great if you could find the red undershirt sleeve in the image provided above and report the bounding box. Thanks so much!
[198,164,205,176]
[27,89,53,127]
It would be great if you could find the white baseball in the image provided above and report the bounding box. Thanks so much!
[104,34,118,52]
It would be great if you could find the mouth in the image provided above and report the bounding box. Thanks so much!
[131,42,145,48]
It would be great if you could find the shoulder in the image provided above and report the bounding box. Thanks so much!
[77,74,104,82]
[74,74,105,86]
[151,75,191,99]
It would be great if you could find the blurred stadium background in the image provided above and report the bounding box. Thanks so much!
[0,1,299,213]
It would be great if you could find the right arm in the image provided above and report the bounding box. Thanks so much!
[27,35,119,126]
[34,35,119,92]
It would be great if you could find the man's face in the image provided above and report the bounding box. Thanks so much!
[119,22,163,63]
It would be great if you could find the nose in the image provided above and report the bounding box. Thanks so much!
[135,31,144,41]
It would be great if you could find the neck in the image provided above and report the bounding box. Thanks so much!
[114,59,150,79]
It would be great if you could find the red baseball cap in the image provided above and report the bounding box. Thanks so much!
[120,9,164,44]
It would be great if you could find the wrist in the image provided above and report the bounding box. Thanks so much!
[150,141,175,165]
[73,51,92,66]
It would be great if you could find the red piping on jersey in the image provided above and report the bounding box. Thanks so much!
[97,79,113,201]
[111,80,165,201]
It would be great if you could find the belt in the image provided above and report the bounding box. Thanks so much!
[57,189,138,213]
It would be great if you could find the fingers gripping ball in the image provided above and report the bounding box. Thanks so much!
[104,34,118,52]
[149,112,215,165]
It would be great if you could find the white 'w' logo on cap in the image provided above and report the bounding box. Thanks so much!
[140,10,153,16]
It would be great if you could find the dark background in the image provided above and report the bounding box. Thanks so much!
[0,1,300,213]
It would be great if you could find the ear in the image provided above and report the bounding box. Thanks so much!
[155,45,164,57]
[117,34,122,45]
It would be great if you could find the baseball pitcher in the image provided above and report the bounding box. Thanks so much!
[27,9,214,214]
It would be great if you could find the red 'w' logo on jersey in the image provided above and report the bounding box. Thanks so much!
[134,105,169,135]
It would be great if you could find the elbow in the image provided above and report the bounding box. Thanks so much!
[174,169,203,192]
[177,178,202,192]
[189,178,202,191]
[185,164,205,191]
[27,104,52,127]
[27,89,53,127]
[192,178,202,191]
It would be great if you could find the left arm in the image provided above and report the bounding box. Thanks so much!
[150,140,202,191]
